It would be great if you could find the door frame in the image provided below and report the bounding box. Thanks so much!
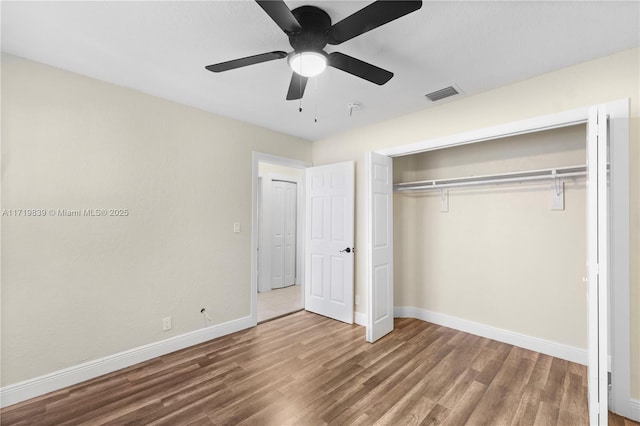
[373,99,631,419]
[258,173,302,293]
[251,152,310,325]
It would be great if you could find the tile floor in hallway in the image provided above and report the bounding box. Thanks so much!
[257,284,302,322]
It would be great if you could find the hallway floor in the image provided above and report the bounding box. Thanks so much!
[257,285,302,322]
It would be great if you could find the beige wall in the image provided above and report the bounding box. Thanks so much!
[394,125,587,348]
[0,55,311,386]
[312,48,640,398]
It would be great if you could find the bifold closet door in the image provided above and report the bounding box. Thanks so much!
[366,152,394,343]
[586,104,609,425]
[270,180,297,289]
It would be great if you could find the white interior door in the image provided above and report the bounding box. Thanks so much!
[259,176,298,292]
[305,161,354,324]
[366,152,394,342]
[587,104,609,425]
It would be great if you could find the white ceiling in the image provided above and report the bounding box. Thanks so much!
[2,1,639,141]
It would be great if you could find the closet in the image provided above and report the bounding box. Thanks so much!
[392,124,588,350]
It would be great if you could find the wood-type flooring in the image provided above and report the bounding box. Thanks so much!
[2,311,638,425]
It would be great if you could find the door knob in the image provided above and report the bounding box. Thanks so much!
[340,247,352,253]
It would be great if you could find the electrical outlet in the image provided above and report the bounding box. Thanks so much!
[233,222,241,233]
[355,295,360,306]
[162,316,172,331]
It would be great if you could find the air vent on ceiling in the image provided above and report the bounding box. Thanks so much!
[425,86,460,102]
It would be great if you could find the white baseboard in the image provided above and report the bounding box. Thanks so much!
[394,306,587,365]
[354,311,367,327]
[629,399,640,421]
[0,315,255,409]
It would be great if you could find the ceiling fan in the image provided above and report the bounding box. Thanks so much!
[205,1,422,101]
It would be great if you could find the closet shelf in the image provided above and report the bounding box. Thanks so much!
[394,164,587,192]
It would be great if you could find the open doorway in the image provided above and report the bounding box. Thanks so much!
[251,153,309,324]
[257,163,304,321]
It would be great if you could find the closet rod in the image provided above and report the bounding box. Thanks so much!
[394,164,587,192]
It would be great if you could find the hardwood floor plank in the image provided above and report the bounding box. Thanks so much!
[3,312,635,426]
[146,403,211,426]
[542,357,569,404]
[330,351,433,423]
[557,370,588,423]
[330,326,458,424]
[277,392,337,426]
[466,346,537,425]
[419,403,450,425]
[374,391,436,426]
[437,366,481,410]
[534,400,561,425]
[439,379,488,425]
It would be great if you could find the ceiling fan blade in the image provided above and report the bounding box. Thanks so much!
[205,51,287,72]
[328,52,393,85]
[286,72,308,100]
[328,0,422,45]
[255,0,302,34]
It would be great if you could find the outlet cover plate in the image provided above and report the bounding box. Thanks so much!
[162,316,172,331]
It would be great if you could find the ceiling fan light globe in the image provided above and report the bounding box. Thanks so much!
[288,51,327,77]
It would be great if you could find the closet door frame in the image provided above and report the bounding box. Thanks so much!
[374,99,631,420]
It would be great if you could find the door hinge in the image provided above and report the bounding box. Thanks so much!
[594,402,600,414]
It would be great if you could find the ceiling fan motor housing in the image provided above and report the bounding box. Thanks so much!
[288,6,331,53]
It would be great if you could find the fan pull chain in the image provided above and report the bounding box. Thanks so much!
[298,71,303,112]
[314,76,319,123]
[300,58,305,112]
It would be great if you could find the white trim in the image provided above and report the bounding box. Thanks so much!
[354,311,367,326]
[394,307,587,365]
[629,399,640,421]
[0,315,254,408]
[252,152,311,170]
[251,152,310,325]
[378,105,589,157]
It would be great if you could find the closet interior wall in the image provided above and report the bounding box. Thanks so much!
[393,124,588,350]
